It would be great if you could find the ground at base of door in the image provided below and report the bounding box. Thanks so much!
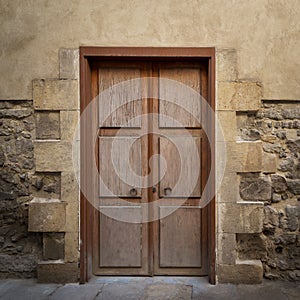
[0,277,299,300]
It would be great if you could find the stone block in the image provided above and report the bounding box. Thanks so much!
[61,172,79,204]
[59,49,79,80]
[228,141,263,172]
[64,232,79,263]
[37,261,78,283]
[278,157,294,172]
[43,233,64,260]
[236,233,267,260]
[217,233,236,264]
[61,172,79,232]
[262,152,277,173]
[239,173,271,201]
[60,110,79,141]
[217,170,239,203]
[216,48,238,82]
[216,141,232,199]
[31,172,61,199]
[217,81,262,111]
[34,141,73,172]
[216,111,237,142]
[271,174,287,193]
[286,205,299,232]
[286,129,298,140]
[65,199,79,232]
[33,79,79,110]
[236,114,261,142]
[35,111,60,139]
[216,141,227,172]
[28,198,66,232]
[218,260,263,284]
[263,206,281,236]
[287,179,300,195]
[272,193,282,203]
[218,202,264,233]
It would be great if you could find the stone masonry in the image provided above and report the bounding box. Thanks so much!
[236,102,300,281]
[0,47,299,284]
[0,100,42,278]
[0,49,80,282]
[216,49,299,283]
[28,48,80,283]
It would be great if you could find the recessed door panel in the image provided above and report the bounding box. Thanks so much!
[158,136,201,198]
[92,61,209,277]
[159,206,201,267]
[99,206,142,267]
[99,137,142,197]
[159,68,201,128]
[99,67,142,128]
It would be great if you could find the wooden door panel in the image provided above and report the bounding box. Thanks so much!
[99,136,142,197]
[159,206,201,268]
[153,63,207,276]
[158,136,201,198]
[99,206,142,267]
[93,61,209,277]
[158,68,201,128]
[99,67,142,128]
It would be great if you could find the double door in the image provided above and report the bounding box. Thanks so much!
[91,61,210,276]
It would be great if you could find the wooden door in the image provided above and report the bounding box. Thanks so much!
[151,63,208,275]
[93,62,150,275]
[92,61,209,276]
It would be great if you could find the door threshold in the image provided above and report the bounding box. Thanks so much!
[87,275,209,285]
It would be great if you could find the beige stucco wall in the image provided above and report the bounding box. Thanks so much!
[1,0,300,283]
[1,0,300,100]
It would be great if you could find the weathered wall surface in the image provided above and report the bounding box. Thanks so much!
[237,102,300,280]
[0,98,78,279]
[0,0,300,100]
[216,48,300,283]
[0,100,42,278]
[0,0,300,283]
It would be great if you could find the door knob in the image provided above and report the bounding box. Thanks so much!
[130,188,137,197]
[164,187,172,196]
[152,186,156,193]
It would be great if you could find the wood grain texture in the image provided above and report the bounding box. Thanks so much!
[159,136,201,197]
[99,137,142,197]
[159,68,201,128]
[99,67,142,127]
[99,206,142,267]
[159,206,201,267]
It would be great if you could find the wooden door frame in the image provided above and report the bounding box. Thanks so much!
[79,47,216,284]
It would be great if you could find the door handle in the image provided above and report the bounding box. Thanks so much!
[152,186,156,193]
[164,187,172,196]
[130,188,137,197]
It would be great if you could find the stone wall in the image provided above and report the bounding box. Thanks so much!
[1,45,299,284]
[215,49,299,284]
[0,94,79,280]
[236,101,300,281]
[28,48,80,283]
[0,100,41,278]
[1,0,300,285]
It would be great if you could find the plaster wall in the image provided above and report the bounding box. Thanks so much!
[0,0,300,100]
[1,0,300,283]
